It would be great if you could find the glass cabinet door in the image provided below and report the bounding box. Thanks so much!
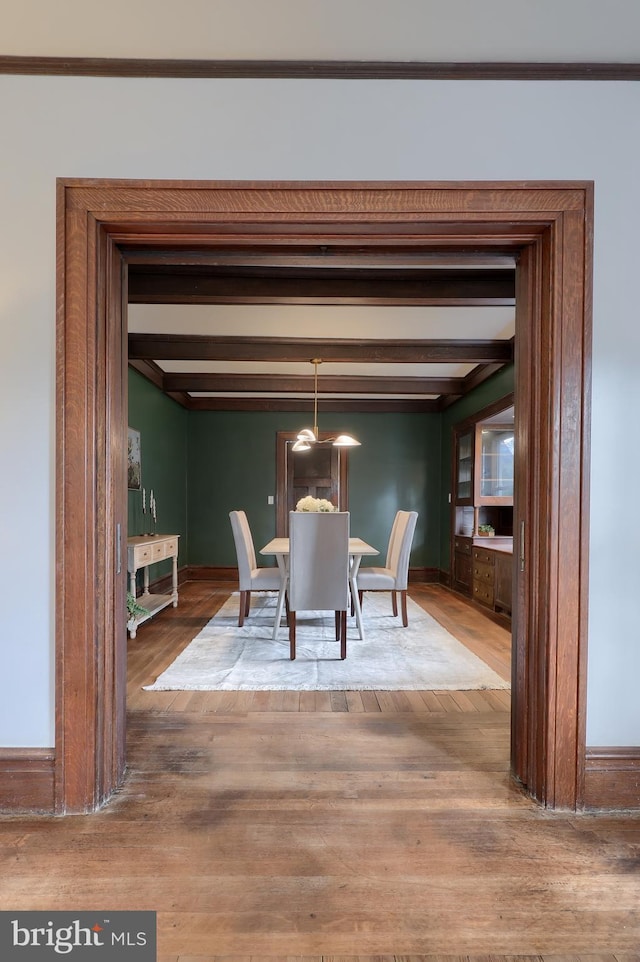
[455,428,474,503]
[477,426,514,501]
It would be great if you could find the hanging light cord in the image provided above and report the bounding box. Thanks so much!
[313,358,320,436]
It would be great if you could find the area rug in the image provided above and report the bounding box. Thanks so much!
[144,591,508,692]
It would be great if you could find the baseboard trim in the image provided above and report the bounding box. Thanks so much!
[148,564,190,595]
[583,747,640,810]
[185,564,439,585]
[408,567,440,583]
[0,748,55,813]
[185,565,237,582]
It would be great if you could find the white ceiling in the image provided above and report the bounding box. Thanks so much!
[128,303,515,402]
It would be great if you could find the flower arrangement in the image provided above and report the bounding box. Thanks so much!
[295,496,337,512]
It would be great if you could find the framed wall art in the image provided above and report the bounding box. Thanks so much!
[127,427,141,490]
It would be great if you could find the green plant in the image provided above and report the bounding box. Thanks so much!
[478,523,495,535]
[127,590,149,622]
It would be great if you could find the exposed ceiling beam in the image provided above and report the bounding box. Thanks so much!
[127,357,164,389]
[185,396,440,413]
[126,250,517,269]
[128,267,515,304]
[161,373,463,395]
[128,334,513,364]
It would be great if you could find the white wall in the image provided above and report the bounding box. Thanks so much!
[1,74,639,746]
[4,0,640,60]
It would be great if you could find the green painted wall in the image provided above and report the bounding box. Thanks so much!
[127,368,189,581]
[128,366,514,577]
[438,364,515,570]
[187,410,440,569]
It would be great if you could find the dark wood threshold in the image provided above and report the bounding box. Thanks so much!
[0,749,55,813]
[584,748,640,810]
[2,56,640,80]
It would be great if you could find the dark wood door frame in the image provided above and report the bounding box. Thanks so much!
[56,179,592,813]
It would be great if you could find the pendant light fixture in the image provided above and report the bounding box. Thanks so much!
[291,358,361,452]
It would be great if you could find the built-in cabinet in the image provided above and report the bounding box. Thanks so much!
[472,544,513,616]
[451,395,514,618]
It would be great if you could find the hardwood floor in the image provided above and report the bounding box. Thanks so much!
[3,583,640,960]
[126,581,512,712]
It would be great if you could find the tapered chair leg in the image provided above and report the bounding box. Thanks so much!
[340,610,347,659]
[400,589,408,627]
[392,591,398,617]
[335,611,340,641]
[289,612,296,660]
[238,591,246,627]
[245,591,251,617]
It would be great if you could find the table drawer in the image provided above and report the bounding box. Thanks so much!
[163,539,178,557]
[133,544,153,566]
[152,541,165,561]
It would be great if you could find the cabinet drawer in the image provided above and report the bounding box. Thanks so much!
[454,538,472,556]
[473,561,495,584]
[163,539,178,557]
[473,546,496,566]
[473,581,495,607]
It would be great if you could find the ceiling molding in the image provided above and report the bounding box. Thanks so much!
[1,56,639,80]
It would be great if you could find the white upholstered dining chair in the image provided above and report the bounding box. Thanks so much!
[229,510,285,627]
[355,510,418,627]
[287,510,350,661]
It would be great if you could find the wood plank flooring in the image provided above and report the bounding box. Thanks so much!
[126,582,512,713]
[3,582,640,960]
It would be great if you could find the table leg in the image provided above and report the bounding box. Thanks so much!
[272,553,289,640]
[171,554,179,607]
[349,553,365,641]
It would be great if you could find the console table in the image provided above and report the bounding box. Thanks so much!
[127,534,180,638]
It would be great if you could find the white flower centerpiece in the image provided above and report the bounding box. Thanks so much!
[295,496,337,512]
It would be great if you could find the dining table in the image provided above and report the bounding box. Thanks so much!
[260,536,379,642]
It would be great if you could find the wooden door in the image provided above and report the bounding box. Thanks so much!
[276,432,349,536]
[288,445,339,511]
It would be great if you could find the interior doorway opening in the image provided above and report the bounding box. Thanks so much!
[56,179,592,814]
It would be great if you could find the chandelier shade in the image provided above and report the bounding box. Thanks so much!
[291,359,361,452]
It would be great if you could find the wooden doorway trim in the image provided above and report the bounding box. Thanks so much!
[56,179,592,813]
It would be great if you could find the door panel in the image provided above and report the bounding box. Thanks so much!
[276,432,348,536]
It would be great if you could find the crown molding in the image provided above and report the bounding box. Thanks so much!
[1,56,639,80]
